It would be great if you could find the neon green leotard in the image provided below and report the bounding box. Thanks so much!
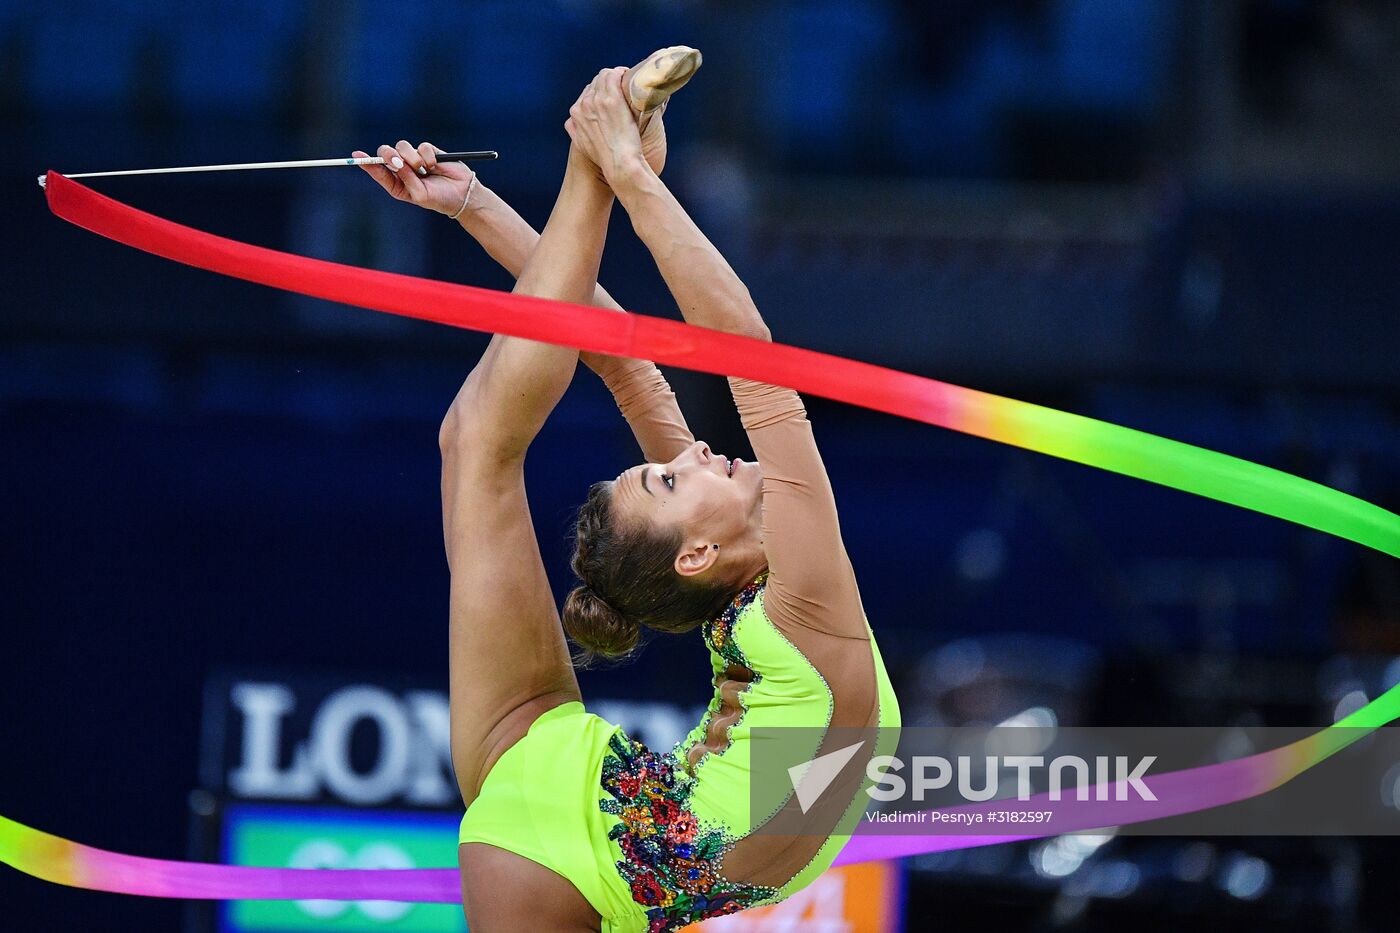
[460,374,901,932]
[459,577,898,932]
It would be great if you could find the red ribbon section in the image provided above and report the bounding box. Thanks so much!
[43,171,949,426]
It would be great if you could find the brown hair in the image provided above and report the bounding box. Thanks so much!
[563,480,736,664]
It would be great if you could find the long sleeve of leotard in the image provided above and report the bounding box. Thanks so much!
[726,377,869,642]
[600,360,696,465]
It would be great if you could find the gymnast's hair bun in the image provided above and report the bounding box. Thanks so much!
[562,584,640,664]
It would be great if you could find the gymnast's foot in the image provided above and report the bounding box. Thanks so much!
[626,46,703,114]
[626,46,702,176]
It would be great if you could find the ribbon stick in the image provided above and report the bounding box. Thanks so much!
[35,151,497,188]
[2,172,1397,903]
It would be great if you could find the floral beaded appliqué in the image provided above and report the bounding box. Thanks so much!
[600,732,777,932]
[599,574,776,932]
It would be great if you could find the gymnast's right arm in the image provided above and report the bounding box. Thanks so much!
[353,142,695,466]
[567,76,869,642]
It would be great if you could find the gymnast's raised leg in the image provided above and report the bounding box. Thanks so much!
[357,52,700,931]
[442,142,619,933]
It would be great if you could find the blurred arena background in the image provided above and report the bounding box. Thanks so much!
[2,1,1399,930]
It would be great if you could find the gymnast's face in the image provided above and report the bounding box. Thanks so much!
[611,440,765,579]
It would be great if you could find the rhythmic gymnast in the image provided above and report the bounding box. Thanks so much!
[6,46,1397,919]
[354,47,899,932]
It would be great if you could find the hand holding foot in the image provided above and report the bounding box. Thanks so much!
[567,68,647,187]
[568,46,702,183]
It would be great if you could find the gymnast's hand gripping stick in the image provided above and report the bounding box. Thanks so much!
[35,150,498,188]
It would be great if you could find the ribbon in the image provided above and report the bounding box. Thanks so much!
[3,171,1397,903]
[4,684,1398,900]
[37,172,1400,558]
[0,815,460,903]
[836,682,1400,863]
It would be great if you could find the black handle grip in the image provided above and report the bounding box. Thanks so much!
[434,151,499,162]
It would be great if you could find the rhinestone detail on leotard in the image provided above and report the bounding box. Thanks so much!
[702,572,767,670]
[599,574,776,931]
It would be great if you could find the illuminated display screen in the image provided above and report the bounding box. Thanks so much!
[220,804,466,933]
